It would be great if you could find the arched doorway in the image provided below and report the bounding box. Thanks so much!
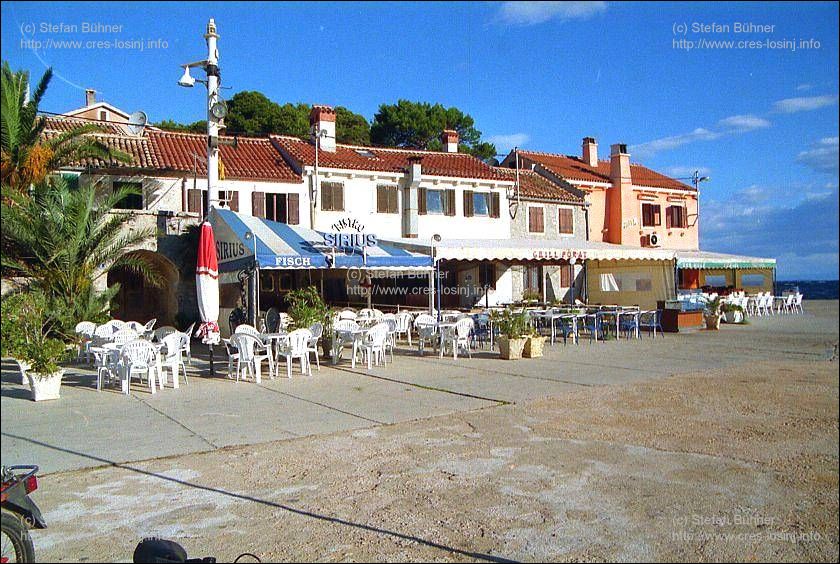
[108,250,180,324]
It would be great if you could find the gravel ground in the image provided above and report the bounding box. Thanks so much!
[31,358,838,562]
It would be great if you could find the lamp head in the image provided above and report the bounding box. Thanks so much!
[178,66,196,88]
[432,234,442,243]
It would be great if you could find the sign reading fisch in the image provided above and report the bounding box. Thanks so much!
[275,256,312,267]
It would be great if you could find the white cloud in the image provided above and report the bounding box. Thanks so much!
[717,114,771,132]
[665,166,712,178]
[631,113,773,159]
[795,83,813,92]
[497,1,606,26]
[630,128,721,158]
[772,95,839,114]
[796,137,839,174]
[487,132,530,150]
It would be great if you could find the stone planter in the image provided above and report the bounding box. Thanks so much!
[723,310,744,324]
[26,369,64,401]
[523,335,545,358]
[705,314,721,330]
[15,359,31,385]
[497,336,526,360]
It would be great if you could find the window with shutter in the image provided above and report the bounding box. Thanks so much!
[418,188,427,214]
[287,193,300,224]
[187,189,204,214]
[252,192,266,218]
[528,207,544,233]
[490,192,500,218]
[642,203,661,227]
[445,190,456,216]
[463,190,474,217]
[559,264,572,287]
[558,208,574,234]
[668,205,686,228]
[321,182,344,211]
[377,185,398,213]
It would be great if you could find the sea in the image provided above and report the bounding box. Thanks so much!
[774,280,839,300]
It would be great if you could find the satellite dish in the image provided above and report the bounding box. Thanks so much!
[127,111,148,135]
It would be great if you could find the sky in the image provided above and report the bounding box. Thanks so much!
[1,1,838,280]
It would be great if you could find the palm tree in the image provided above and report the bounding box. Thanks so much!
[1,61,129,191]
[1,176,161,336]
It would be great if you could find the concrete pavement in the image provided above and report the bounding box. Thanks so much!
[2,301,836,474]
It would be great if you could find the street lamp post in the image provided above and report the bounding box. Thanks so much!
[244,231,259,327]
[178,18,225,215]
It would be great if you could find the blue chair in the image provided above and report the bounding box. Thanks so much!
[638,310,664,337]
[618,311,640,339]
[471,314,491,349]
[556,315,578,345]
[580,314,602,343]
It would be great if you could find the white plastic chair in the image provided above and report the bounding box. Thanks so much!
[441,317,474,359]
[306,322,323,371]
[333,319,361,366]
[414,313,437,355]
[154,326,178,342]
[120,339,160,395]
[383,318,398,361]
[277,313,292,331]
[229,333,274,383]
[181,322,196,365]
[338,309,358,320]
[277,329,313,378]
[793,293,804,314]
[160,332,188,388]
[74,321,97,363]
[234,324,260,336]
[111,329,140,345]
[394,311,413,346]
[125,321,146,334]
[359,323,389,370]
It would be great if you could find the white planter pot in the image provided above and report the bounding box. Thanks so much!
[26,369,64,401]
[15,359,31,385]
[723,310,744,324]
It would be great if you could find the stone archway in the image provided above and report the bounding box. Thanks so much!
[108,250,180,325]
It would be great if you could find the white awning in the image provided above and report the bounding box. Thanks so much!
[384,237,676,262]
[676,250,776,269]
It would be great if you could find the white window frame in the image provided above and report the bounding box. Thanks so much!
[425,188,447,216]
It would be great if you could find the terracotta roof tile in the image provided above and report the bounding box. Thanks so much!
[43,115,129,136]
[492,167,585,203]
[272,136,511,181]
[147,131,302,183]
[519,150,694,191]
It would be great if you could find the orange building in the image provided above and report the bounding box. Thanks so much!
[501,138,699,251]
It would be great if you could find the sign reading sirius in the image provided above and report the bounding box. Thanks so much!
[324,232,378,248]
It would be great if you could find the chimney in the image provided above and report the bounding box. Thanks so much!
[85,89,96,106]
[582,136,598,168]
[607,143,633,245]
[403,156,423,238]
[441,129,459,153]
[309,105,336,152]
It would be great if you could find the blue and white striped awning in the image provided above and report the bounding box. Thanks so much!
[209,208,432,272]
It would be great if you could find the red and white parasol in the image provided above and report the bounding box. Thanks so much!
[195,221,220,345]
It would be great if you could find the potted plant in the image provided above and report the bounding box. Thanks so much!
[492,309,528,360]
[285,286,331,356]
[521,289,542,305]
[22,338,67,401]
[1,294,30,384]
[523,328,545,358]
[721,302,745,324]
[704,296,723,330]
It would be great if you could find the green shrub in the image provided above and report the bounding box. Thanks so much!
[0,290,69,373]
[521,289,542,302]
[285,286,328,330]
[491,308,529,339]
